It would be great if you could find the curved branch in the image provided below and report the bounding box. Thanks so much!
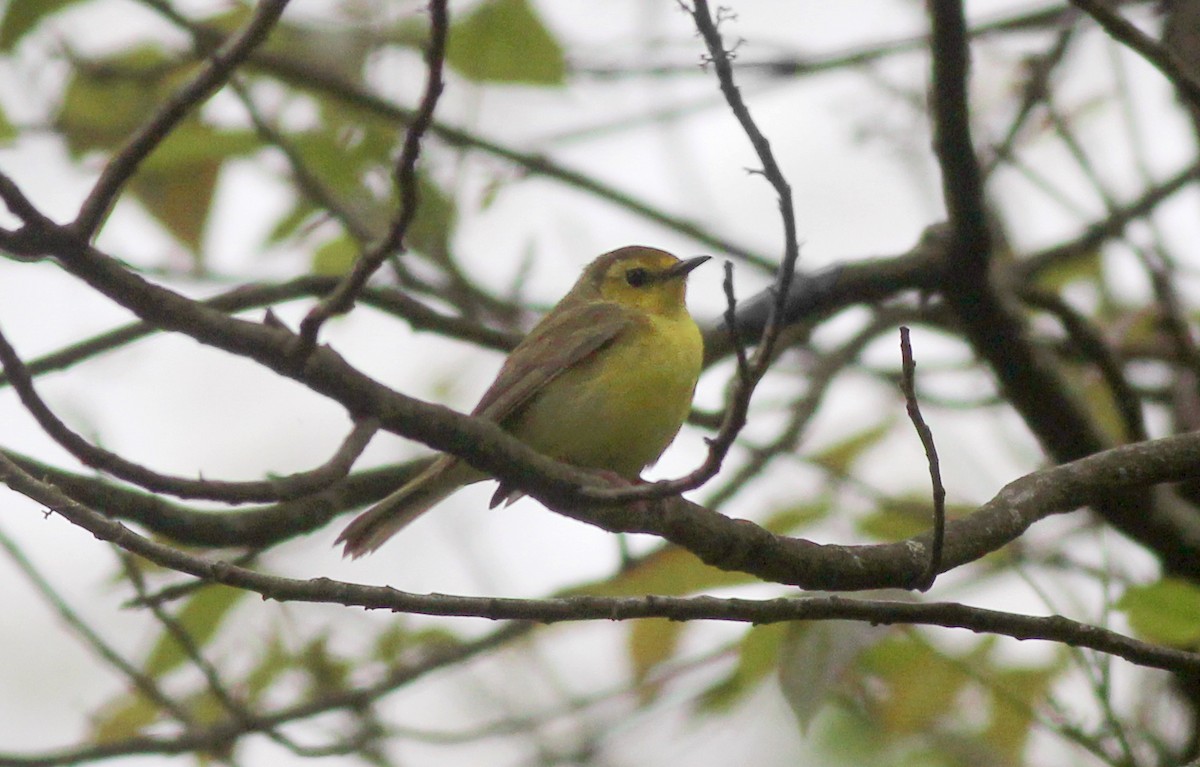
[4,450,1200,679]
[0,321,379,502]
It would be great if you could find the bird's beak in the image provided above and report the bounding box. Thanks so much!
[665,255,711,280]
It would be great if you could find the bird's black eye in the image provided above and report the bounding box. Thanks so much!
[625,267,650,287]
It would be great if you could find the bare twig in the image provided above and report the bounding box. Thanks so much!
[1068,0,1200,111]
[1020,289,1147,442]
[120,556,359,758]
[0,320,378,502]
[898,327,945,591]
[585,0,803,503]
[0,275,517,389]
[0,528,195,728]
[721,260,750,381]
[294,0,449,357]
[704,309,907,511]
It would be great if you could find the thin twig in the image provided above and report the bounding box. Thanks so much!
[1020,289,1147,442]
[0,275,517,389]
[1068,0,1200,111]
[120,556,354,759]
[0,320,378,502]
[294,0,449,357]
[0,527,195,727]
[721,260,749,381]
[587,0,803,502]
[898,327,945,591]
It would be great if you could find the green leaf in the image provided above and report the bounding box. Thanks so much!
[56,46,180,156]
[447,0,566,85]
[859,635,968,734]
[0,105,16,145]
[130,160,220,254]
[137,123,261,173]
[984,664,1060,763]
[299,635,351,698]
[406,174,457,260]
[697,623,787,712]
[91,692,161,743]
[126,121,259,253]
[266,199,320,245]
[0,0,84,50]
[571,545,756,598]
[1118,578,1200,646]
[143,584,247,678]
[372,624,461,664]
[778,615,897,731]
[857,496,975,541]
[312,234,360,276]
[628,618,684,697]
[244,636,291,705]
[761,497,832,533]
[1031,247,1102,292]
[809,420,893,475]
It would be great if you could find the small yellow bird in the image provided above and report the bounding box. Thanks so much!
[338,245,708,557]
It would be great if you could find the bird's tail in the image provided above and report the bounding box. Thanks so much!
[337,457,477,557]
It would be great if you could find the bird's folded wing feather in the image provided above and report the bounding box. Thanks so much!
[472,301,634,423]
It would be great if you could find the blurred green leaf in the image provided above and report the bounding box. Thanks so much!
[779,609,902,731]
[372,624,461,665]
[134,123,259,253]
[312,234,359,275]
[629,618,684,698]
[857,496,974,541]
[1118,578,1200,646]
[860,635,967,734]
[809,420,893,475]
[130,161,220,254]
[406,174,457,260]
[0,0,84,50]
[984,663,1060,763]
[204,5,373,83]
[299,635,351,698]
[244,636,291,705]
[1031,247,1102,292]
[697,623,787,712]
[572,545,756,598]
[0,105,16,145]
[266,199,321,245]
[92,692,161,743]
[447,0,565,85]
[57,52,260,255]
[143,584,246,678]
[137,123,261,173]
[761,497,832,533]
[57,46,180,156]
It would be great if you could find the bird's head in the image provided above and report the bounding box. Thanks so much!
[575,246,709,318]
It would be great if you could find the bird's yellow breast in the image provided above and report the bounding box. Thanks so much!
[505,308,703,478]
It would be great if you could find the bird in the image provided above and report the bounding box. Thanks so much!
[337,245,709,557]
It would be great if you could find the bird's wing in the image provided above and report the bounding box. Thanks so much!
[472,301,634,423]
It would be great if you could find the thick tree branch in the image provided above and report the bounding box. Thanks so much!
[5,449,1200,679]
[924,2,1183,573]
